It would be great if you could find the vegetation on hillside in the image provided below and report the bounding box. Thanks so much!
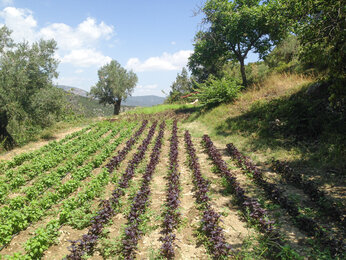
[164,0,345,172]
[0,26,68,149]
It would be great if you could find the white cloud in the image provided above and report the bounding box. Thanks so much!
[0,6,114,67]
[62,49,112,67]
[77,17,113,41]
[39,17,114,51]
[0,7,37,42]
[126,50,193,72]
[171,41,176,45]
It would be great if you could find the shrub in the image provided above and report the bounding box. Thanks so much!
[197,76,241,108]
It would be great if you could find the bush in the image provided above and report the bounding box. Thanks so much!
[197,76,241,108]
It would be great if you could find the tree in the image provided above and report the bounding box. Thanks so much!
[189,0,286,86]
[167,67,194,103]
[281,0,344,76]
[188,31,229,82]
[280,0,345,110]
[90,60,138,115]
[0,26,64,148]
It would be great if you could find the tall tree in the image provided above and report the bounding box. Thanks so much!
[167,67,193,103]
[90,60,138,115]
[189,0,286,86]
[0,26,63,148]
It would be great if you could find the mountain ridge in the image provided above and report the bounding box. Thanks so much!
[57,85,165,107]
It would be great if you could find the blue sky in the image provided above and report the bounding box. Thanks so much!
[0,0,258,97]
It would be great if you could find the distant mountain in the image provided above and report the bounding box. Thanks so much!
[57,85,165,107]
[57,85,89,97]
[122,95,165,107]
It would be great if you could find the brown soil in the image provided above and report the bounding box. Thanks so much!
[136,128,170,259]
[2,117,343,259]
[193,140,255,253]
[174,133,209,260]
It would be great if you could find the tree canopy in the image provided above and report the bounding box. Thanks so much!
[90,60,138,115]
[0,26,65,148]
[189,0,286,86]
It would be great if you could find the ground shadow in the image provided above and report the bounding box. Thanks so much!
[212,87,345,173]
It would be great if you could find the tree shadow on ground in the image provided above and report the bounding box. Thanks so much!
[214,87,345,174]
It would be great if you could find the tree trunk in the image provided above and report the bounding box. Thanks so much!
[239,57,248,87]
[0,111,15,149]
[113,99,122,115]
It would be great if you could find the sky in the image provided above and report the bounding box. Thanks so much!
[0,0,259,97]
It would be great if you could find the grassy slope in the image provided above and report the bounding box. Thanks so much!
[134,73,344,190]
[186,73,315,162]
[189,74,344,161]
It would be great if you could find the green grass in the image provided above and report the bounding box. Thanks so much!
[126,103,195,114]
[182,73,344,178]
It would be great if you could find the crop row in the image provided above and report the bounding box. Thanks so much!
[184,131,231,259]
[66,121,157,259]
[226,143,344,257]
[106,120,149,172]
[0,123,111,203]
[0,122,125,212]
[0,122,115,213]
[1,120,139,258]
[0,124,94,172]
[159,120,181,259]
[201,135,286,257]
[0,121,133,247]
[121,121,166,259]
[272,160,344,223]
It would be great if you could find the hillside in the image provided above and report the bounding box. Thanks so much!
[57,85,89,97]
[122,95,165,107]
[64,92,136,117]
[57,85,165,107]
[0,74,344,259]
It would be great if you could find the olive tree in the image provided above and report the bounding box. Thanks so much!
[0,26,64,148]
[90,60,138,115]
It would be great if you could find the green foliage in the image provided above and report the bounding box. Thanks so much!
[24,220,60,259]
[189,0,287,86]
[279,0,345,110]
[188,31,229,82]
[197,76,241,108]
[90,60,138,115]
[0,26,68,148]
[222,60,270,85]
[265,34,300,73]
[166,67,193,103]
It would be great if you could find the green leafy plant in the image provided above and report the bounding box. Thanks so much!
[197,76,241,108]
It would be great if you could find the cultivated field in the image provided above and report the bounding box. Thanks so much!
[0,111,344,259]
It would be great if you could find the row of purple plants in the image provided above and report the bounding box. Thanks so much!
[121,121,166,260]
[159,120,181,259]
[105,120,149,173]
[226,143,344,257]
[66,121,157,259]
[184,130,231,259]
[271,160,344,223]
[201,135,282,250]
